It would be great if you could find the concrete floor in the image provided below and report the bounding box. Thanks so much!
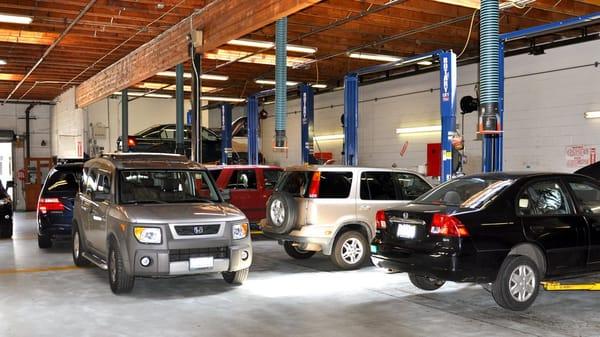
[1,213,599,337]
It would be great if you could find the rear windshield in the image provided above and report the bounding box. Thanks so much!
[415,177,514,208]
[208,169,222,181]
[263,169,282,190]
[276,170,353,198]
[276,171,314,197]
[43,170,81,194]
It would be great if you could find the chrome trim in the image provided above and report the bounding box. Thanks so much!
[168,222,226,240]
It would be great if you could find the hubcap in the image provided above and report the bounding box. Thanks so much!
[73,232,80,258]
[509,265,536,302]
[341,238,363,264]
[110,250,117,282]
[270,199,285,226]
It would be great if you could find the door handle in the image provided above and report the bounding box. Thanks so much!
[359,205,371,210]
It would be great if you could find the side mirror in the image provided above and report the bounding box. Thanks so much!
[6,180,14,189]
[220,188,231,202]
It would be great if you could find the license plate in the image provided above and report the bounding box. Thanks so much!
[396,224,416,239]
[189,257,214,269]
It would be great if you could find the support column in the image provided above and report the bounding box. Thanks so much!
[175,63,185,155]
[343,74,359,166]
[496,41,505,171]
[121,88,128,152]
[300,83,314,164]
[247,96,259,165]
[190,47,203,162]
[221,103,233,165]
[439,51,457,182]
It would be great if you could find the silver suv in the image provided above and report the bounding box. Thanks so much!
[72,153,252,294]
[263,166,432,269]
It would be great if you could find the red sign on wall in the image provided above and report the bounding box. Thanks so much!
[566,145,597,168]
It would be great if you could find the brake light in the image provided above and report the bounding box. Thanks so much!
[127,136,136,147]
[376,210,387,230]
[430,214,469,238]
[308,171,321,198]
[38,198,64,214]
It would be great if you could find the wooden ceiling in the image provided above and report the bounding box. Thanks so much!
[0,0,598,102]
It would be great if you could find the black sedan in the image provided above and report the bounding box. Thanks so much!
[0,181,13,239]
[371,172,600,311]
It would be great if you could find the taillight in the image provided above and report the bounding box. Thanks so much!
[376,210,387,230]
[308,171,321,198]
[127,136,136,147]
[38,198,65,214]
[430,213,469,238]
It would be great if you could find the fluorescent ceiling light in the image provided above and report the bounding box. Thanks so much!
[201,96,246,103]
[255,79,299,86]
[0,60,6,65]
[113,91,173,99]
[314,134,344,141]
[0,13,33,25]
[396,125,442,134]
[205,49,311,67]
[311,84,327,89]
[136,82,217,93]
[228,39,317,54]
[348,52,402,62]
[417,60,433,66]
[156,71,229,81]
[584,111,600,119]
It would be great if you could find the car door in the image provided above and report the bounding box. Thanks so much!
[89,171,112,255]
[227,169,261,221]
[517,178,588,276]
[564,177,600,268]
[79,168,97,244]
[357,171,398,226]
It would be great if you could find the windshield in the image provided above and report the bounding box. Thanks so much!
[415,177,514,208]
[119,170,220,204]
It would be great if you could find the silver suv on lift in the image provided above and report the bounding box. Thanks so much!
[262,166,433,269]
[72,153,252,294]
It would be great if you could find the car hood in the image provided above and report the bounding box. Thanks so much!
[117,202,246,224]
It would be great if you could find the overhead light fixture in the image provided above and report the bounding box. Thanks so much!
[348,52,402,63]
[0,60,6,65]
[314,134,344,141]
[0,73,23,81]
[311,84,327,89]
[136,82,218,93]
[395,125,442,134]
[201,96,246,103]
[0,13,33,25]
[228,39,317,54]
[417,60,433,66]
[584,111,600,119]
[255,79,299,86]
[112,91,173,99]
[156,71,229,81]
[205,49,311,67]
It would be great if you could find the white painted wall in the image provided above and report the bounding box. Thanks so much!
[52,87,86,158]
[259,39,600,174]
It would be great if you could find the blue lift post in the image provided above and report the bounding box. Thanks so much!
[247,95,259,165]
[175,63,185,155]
[344,50,457,181]
[221,103,233,165]
[300,83,315,164]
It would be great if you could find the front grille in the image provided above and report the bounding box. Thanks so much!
[169,247,229,262]
[174,224,220,236]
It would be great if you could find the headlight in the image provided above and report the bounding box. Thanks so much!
[133,227,162,244]
[232,222,249,240]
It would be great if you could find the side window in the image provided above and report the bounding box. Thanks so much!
[160,129,175,139]
[568,180,600,215]
[80,168,88,193]
[263,169,282,190]
[85,169,98,195]
[96,174,111,194]
[227,170,257,190]
[394,173,432,200]
[319,172,353,198]
[208,169,222,181]
[360,172,394,200]
[517,180,572,216]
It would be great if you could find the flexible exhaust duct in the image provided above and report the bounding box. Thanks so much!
[479,0,501,133]
[275,18,287,149]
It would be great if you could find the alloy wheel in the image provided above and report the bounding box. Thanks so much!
[509,265,536,302]
[341,238,363,264]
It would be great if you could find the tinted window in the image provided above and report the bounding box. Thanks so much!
[361,172,395,200]
[395,173,431,200]
[276,171,314,197]
[417,177,513,208]
[85,170,98,195]
[227,170,257,189]
[517,180,572,216]
[319,172,353,198]
[44,170,81,193]
[569,181,600,215]
[263,169,282,190]
[208,169,222,181]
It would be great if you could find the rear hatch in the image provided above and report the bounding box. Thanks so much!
[39,168,81,225]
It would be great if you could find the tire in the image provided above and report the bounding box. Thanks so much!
[222,267,249,285]
[0,222,12,239]
[283,241,316,260]
[330,230,369,270]
[38,234,52,249]
[265,192,298,234]
[72,225,90,267]
[491,255,540,311]
[408,273,446,291]
[108,241,135,294]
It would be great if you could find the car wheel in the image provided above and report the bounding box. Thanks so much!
[72,225,90,267]
[491,255,540,311]
[408,273,446,291]
[37,234,52,249]
[108,241,135,294]
[265,192,298,234]
[283,241,316,260]
[330,230,369,270]
[222,267,249,285]
[0,222,12,239]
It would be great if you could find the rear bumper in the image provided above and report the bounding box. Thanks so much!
[37,215,72,239]
[262,230,331,254]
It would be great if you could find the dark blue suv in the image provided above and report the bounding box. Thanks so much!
[37,162,83,248]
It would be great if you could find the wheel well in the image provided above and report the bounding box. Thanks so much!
[508,243,547,277]
[336,223,370,241]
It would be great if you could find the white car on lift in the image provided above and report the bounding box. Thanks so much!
[262,165,433,269]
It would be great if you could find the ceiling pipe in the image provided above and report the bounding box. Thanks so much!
[274,18,288,149]
[3,0,97,104]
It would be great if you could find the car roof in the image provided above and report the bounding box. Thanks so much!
[204,164,282,170]
[85,153,205,171]
[283,165,426,175]
[457,171,586,181]
[52,162,84,171]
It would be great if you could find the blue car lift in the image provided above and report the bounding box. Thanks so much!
[481,11,600,172]
[344,50,458,182]
[220,103,233,164]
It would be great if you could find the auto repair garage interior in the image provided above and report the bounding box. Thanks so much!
[1,0,600,336]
